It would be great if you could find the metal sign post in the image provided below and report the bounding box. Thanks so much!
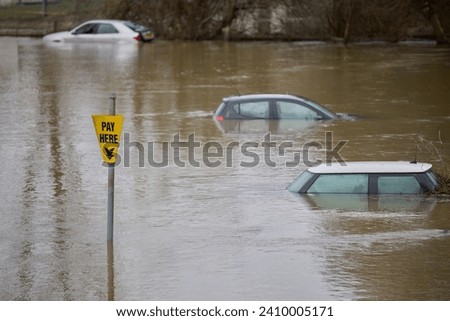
[92,94,123,300]
[107,93,116,242]
[92,93,124,242]
[42,0,48,17]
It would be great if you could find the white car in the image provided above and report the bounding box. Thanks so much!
[43,20,154,43]
[287,161,439,194]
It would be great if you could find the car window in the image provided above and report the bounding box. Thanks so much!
[298,97,336,119]
[287,170,315,192]
[124,21,148,32]
[74,23,96,34]
[97,23,119,34]
[276,101,319,119]
[377,175,422,194]
[307,174,368,194]
[232,101,270,119]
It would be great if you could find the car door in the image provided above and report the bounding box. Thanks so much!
[94,23,122,41]
[274,99,324,119]
[225,100,271,119]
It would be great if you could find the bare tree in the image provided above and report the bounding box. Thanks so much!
[99,0,449,42]
[328,0,357,43]
[105,0,241,40]
[326,0,448,44]
[278,0,329,40]
[159,0,236,39]
[423,0,448,44]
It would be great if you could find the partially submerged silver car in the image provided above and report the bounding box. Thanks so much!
[288,161,439,194]
[213,94,338,121]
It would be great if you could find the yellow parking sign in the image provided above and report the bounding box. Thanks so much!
[92,114,124,164]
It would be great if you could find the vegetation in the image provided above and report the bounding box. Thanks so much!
[0,0,101,19]
[103,0,450,43]
[434,165,450,194]
[412,133,450,194]
[1,0,449,43]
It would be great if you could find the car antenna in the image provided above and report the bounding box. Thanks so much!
[411,132,419,164]
[235,88,241,96]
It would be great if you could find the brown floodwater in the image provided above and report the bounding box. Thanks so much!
[0,37,449,300]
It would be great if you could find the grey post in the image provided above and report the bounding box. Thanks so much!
[107,93,116,241]
[42,0,48,17]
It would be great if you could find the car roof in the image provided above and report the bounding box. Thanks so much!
[79,19,127,24]
[223,94,305,102]
[307,161,432,174]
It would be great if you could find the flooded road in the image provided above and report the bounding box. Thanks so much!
[0,38,449,300]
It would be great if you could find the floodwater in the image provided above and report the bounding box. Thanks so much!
[0,37,449,301]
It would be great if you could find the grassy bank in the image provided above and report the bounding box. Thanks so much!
[0,0,108,36]
[0,1,71,19]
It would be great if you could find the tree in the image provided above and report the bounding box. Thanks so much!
[99,0,449,42]
[327,0,449,44]
[423,0,448,44]
[327,0,358,43]
[105,0,241,40]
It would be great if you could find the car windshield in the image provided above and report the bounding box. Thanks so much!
[298,97,336,119]
[124,21,148,32]
[426,170,439,187]
[287,170,314,192]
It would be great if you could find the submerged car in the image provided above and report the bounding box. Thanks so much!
[287,161,439,194]
[43,20,154,43]
[213,94,338,121]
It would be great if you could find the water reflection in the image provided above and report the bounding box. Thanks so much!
[43,40,142,64]
[295,194,437,213]
[107,242,115,301]
[213,119,320,135]
[289,192,450,300]
[319,201,450,300]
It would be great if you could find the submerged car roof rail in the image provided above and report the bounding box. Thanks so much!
[307,161,432,174]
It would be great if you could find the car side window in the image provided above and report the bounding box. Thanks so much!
[97,23,119,34]
[232,101,270,119]
[307,174,368,194]
[74,23,96,34]
[276,101,319,119]
[377,175,422,194]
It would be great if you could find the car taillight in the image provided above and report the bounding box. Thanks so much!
[134,35,143,41]
[216,115,224,121]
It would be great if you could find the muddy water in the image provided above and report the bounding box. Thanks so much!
[0,38,449,300]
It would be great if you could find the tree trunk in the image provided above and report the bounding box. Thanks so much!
[426,0,448,45]
[429,13,448,44]
[343,0,356,45]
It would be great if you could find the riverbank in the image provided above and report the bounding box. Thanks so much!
[0,1,74,36]
[0,18,72,36]
[0,17,439,43]
[1,0,448,42]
